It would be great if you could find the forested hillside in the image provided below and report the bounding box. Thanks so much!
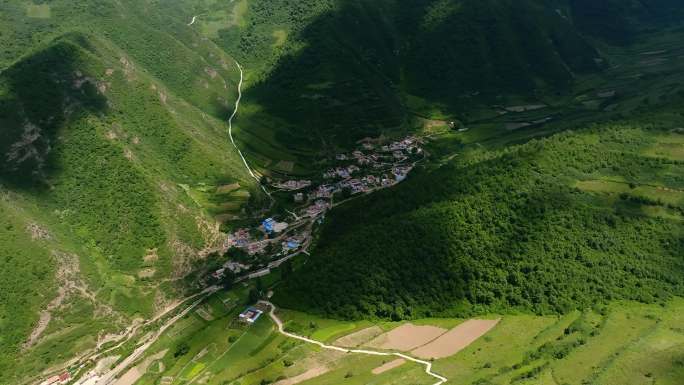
[277,115,684,320]
[2,0,684,382]
[211,0,603,147]
[0,2,259,382]
[569,0,684,44]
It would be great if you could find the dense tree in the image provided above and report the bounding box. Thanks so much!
[276,125,684,319]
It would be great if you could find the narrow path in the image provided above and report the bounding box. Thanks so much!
[187,16,197,26]
[260,301,448,385]
[73,286,220,385]
[227,62,273,199]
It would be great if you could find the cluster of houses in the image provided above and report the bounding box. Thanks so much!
[324,164,360,179]
[273,179,312,191]
[213,135,422,317]
[304,200,331,218]
[381,136,420,153]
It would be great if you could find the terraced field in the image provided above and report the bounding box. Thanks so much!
[110,277,684,385]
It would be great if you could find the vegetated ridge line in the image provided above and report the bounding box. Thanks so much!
[228,61,272,198]
[260,301,448,385]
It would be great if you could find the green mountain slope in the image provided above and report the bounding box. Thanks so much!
[213,0,602,151]
[276,117,684,319]
[569,0,684,44]
[0,2,260,381]
[1,0,684,382]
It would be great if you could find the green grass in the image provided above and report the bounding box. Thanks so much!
[430,301,684,385]
[26,3,50,18]
[0,5,262,381]
[128,280,684,385]
[278,309,374,343]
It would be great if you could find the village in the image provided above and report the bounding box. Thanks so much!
[210,135,424,289]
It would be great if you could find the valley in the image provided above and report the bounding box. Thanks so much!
[1,1,684,385]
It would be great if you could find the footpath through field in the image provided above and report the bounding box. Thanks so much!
[259,300,448,385]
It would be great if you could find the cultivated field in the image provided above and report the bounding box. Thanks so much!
[365,323,447,351]
[411,319,500,360]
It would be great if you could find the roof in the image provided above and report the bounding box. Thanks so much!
[239,307,264,323]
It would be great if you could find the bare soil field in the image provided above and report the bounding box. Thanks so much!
[274,367,329,385]
[371,358,406,375]
[333,326,383,348]
[366,323,447,351]
[410,319,499,360]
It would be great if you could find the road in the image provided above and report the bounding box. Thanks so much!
[260,300,448,385]
[63,28,422,385]
[73,286,220,385]
[227,61,273,199]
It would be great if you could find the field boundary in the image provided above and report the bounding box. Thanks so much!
[260,301,448,385]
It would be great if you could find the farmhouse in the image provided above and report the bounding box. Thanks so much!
[239,307,264,324]
[275,180,312,191]
[282,237,302,251]
[262,218,288,233]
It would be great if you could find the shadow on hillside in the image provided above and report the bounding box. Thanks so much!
[275,138,684,319]
[0,34,108,188]
[225,0,600,150]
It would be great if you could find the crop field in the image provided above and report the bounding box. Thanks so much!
[123,278,684,385]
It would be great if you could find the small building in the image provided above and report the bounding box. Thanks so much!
[283,238,301,251]
[294,192,304,202]
[239,307,264,324]
[262,218,288,234]
[262,218,276,233]
[58,373,71,383]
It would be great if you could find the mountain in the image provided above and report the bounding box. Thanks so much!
[569,0,684,44]
[0,1,259,381]
[2,0,684,382]
[276,114,684,319]
[215,0,603,150]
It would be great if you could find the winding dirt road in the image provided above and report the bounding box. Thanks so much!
[227,62,273,199]
[260,301,448,385]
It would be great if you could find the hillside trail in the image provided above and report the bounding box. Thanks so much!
[228,61,273,200]
[188,15,271,201]
[259,300,448,385]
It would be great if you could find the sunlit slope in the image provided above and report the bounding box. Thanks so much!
[277,120,684,320]
[0,27,255,385]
